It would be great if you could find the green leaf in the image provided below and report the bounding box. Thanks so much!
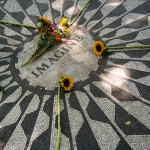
[0,86,7,94]
[102,49,114,56]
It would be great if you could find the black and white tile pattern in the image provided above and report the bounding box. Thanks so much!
[0,0,150,149]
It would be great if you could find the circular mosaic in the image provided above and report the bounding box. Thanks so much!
[0,0,150,150]
[16,29,99,90]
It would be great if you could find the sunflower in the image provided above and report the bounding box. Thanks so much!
[40,27,46,35]
[39,16,51,25]
[92,41,106,56]
[59,75,74,91]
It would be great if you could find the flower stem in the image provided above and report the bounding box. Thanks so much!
[0,20,40,29]
[21,41,53,67]
[106,45,150,49]
[55,85,61,150]
[69,0,91,27]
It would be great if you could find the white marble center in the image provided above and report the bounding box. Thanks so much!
[16,29,99,90]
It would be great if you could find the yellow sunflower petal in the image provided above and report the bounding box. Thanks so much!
[42,16,47,21]
[59,78,63,83]
[92,41,105,56]
[59,75,74,91]
[39,16,51,25]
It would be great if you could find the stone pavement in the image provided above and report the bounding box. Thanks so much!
[0,0,150,149]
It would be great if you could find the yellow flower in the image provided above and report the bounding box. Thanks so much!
[39,16,51,25]
[59,75,74,91]
[59,17,68,26]
[92,41,105,56]
[63,27,71,37]
[39,16,44,20]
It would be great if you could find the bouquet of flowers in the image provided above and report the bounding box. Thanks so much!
[21,16,71,66]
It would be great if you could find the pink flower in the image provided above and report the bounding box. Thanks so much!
[61,38,68,44]
[49,24,58,31]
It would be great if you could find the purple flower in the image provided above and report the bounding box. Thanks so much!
[49,24,58,31]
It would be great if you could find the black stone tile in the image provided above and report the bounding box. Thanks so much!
[0,37,8,45]
[0,60,10,66]
[1,85,19,103]
[63,0,75,12]
[0,9,6,20]
[26,15,39,26]
[30,129,50,150]
[86,99,110,123]
[17,0,33,11]
[89,83,106,98]
[133,82,150,101]
[106,18,122,28]
[123,49,149,58]
[125,16,148,29]
[119,32,138,41]
[101,30,117,38]
[76,122,100,150]
[77,16,86,25]
[131,1,150,14]
[116,138,133,150]
[0,124,17,150]
[36,2,49,16]
[19,94,35,113]
[142,61,150,69]
[111,85,139,102]
[0,25,4,35]
[107,4,127,17]
[69,91,82,111]
[122,68,149,79]
[108,58,133,65]
[21,111,39,138]
[11,12,26,23]
[106,0,123,3]
[0,103,16,122]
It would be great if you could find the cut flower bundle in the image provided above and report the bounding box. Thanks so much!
[0,15,71,67]
[21,16,71,66]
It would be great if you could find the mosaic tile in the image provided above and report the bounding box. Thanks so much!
[0,0,150,149]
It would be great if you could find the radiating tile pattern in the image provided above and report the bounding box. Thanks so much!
[0,0,150,149]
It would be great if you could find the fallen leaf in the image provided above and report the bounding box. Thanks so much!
[125,121,131,125]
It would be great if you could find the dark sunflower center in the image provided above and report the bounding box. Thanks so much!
[63,79,69,87]
[96,44,102,52]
